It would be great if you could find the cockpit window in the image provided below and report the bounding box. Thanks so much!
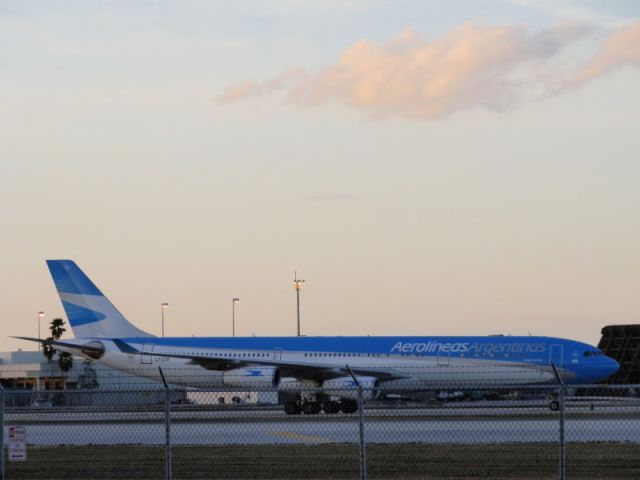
[583,351,605,357]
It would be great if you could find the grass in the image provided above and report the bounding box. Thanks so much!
[5,442,640,479]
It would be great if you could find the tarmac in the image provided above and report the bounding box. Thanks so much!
[6,398,640,446]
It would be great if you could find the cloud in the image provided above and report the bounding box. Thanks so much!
[217,21,640,120]
[570,22,640,87]
[217,68,307,104]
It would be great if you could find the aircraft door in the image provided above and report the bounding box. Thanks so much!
[437,351,450,367]
[141,343,154,364]
[549,344,563,366]
[273,347,283,361]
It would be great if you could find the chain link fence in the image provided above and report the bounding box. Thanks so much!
[1,382,639,479]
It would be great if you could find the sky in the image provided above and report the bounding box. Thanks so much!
[1,0,639,351]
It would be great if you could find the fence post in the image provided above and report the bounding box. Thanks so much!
[159,368,172,480]
[558,385,565,480]
[357,384,367,480]
[0,383,4,480]
[551,363,566,480]
[345,364,367,480]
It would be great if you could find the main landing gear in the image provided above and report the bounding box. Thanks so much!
[284,395,359,415]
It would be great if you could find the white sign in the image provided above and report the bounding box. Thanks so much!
[8,426,27,461]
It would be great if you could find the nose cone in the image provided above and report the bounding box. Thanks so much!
[603,355,620,379]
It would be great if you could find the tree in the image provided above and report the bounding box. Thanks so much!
[42,336,56,383]
[42,337,56,363]
[50,318,66,341]
[41,318,73,388]
[58,352,74,382]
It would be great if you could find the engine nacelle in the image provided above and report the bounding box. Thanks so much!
[81,341,105,360]
[322,376,381,400]
[222,367,281,388]
[56,340,105,360]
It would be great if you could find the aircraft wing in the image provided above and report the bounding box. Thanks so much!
[117,342,406,382]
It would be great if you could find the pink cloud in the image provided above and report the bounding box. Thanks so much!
[571,22,640,87]
[216,68,307,104]
[217,22,639,120]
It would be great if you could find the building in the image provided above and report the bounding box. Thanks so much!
[0,349,185,406]
[598,324,640,384]
[0,349,277,406]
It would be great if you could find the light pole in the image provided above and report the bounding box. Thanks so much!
[37,311,45,351]
[161,303,169,337]
[293,272,305,337]
[232,298,240,337]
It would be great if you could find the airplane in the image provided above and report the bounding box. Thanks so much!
[17,260,619,414]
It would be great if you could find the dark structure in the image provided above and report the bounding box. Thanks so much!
[598,324,640,384]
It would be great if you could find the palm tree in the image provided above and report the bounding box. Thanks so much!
[42,337,56,363]
[50,318,66,341]
[58,352,73,388]
[42,336,56,386]
[41,318,73,390]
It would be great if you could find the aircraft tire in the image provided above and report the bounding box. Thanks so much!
[302,401,322,414]
[284,401,302,415]
[339,399,358,414]
[322,400,340,414]
[549,400,560,411]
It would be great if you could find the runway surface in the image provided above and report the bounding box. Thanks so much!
[5,411,640,446]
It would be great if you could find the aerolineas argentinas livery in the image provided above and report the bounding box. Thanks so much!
[19,260,619,414]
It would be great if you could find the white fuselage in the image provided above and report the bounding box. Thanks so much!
[66,339,562,389]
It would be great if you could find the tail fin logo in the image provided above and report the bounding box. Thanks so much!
[61,300,106,326]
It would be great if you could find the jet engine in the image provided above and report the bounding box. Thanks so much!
[222,366,281,388]
[322,376,381,400]
[80,340,105,360]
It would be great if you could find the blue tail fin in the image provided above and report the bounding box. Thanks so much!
[46,260,152,338]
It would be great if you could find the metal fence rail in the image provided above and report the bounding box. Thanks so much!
[1,382,639,479]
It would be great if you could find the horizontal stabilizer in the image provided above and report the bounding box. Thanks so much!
[12,336,105,355]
